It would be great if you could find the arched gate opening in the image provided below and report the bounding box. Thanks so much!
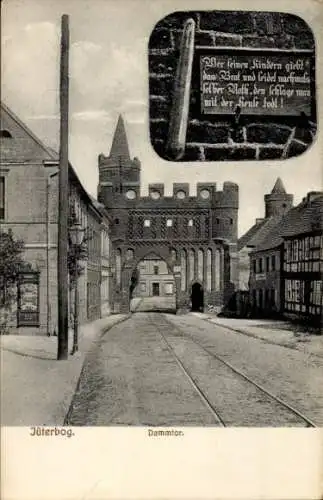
[191,282,204,312]
[129,254,177,313]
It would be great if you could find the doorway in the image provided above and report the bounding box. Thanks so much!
[152,282,160,296]
[191,282,204,312]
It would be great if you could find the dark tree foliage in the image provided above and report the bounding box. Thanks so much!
[0,229,25,308]
[67,206,92,286]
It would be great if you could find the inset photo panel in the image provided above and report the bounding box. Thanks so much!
[148,11,316,161]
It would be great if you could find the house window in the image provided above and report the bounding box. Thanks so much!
[258,258,263,273]
[0,177,5,219]
[164,283,174,295]
[216,218,220,224]
[0,130,12,138]
[188,219,194,227]
[271,255,276,270]
[252,260,256,273]
[144,219,151,227]
[310,281,322,306]
[153,265,159,275]
[166,219,173,227]
[266,257,270,272]
[230,218,233,225]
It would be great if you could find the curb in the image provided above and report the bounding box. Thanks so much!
[201,316,323,359]
[63,313,131,425]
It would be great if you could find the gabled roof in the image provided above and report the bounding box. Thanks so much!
[238,216,281,251]
[109,115,130,161]
[1,101,103,219]
[252,194,323,252]
[0,101,58,161]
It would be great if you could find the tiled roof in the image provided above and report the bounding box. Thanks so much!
[253,194,323,252]
[238,216,281,251]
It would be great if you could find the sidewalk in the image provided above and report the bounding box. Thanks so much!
[0,314,128,426]
[192,313,323,358]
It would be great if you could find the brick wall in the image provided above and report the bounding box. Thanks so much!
[149,11,316,161]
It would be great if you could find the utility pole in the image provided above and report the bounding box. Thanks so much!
[57,14,70,360]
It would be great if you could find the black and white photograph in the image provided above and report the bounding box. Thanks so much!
[1,0,322,499]
[149,10,317,161]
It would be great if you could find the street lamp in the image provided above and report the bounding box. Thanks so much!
[69,219,85,355]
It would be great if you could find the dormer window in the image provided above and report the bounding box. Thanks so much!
[0,130,12,138]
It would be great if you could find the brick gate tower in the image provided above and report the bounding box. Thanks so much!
[98,116,239,313]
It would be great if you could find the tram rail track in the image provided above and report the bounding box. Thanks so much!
[153,313,317,428]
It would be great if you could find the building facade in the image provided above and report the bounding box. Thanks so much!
[98,116,239,313]
[0,102,111,334]
[133,257,175,298]
[282,193,323,324]
[238,177,293,294]
[248,189,323,323]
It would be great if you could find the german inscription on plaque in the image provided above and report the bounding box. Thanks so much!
[200,53,312,116]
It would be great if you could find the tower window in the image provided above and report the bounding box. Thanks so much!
[166,219,173,227]
[114,218,119,224]
[230,218,233,224]
[144,219,151,227]
[188,219,194,227]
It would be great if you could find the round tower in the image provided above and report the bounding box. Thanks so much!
[264,177,293,218]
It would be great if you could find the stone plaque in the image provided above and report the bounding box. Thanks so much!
[199,51,313,116]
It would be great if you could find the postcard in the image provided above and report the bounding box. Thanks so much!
[1,0,322,499]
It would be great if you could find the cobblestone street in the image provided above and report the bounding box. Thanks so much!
[66,313,323,427]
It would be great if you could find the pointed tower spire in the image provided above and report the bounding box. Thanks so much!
[271,177,286,194]
[109,115,130,161]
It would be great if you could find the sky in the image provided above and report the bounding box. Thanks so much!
[2,0,322,236]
